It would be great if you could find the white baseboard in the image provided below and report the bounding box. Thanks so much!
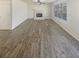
[12,18,28,30]
[52,19,79,41]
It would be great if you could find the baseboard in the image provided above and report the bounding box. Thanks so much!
[0,27,12,30]
[27,18,34,20]
[12,18,29,30]
[51,19,79,41]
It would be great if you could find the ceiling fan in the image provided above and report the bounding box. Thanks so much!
[33,0,46,5]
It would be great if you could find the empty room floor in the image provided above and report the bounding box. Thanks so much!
[0,19,79,58]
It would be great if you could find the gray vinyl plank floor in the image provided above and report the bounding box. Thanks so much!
[0,19,79,58]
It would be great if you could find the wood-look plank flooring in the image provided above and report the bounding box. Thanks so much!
[0,19,79,58]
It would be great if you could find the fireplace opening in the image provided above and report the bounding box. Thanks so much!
[36,13,43,17]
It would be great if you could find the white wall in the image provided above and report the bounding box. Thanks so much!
[52,0,79,41]
[12,0,28,29]
[0,0,11,30]
[26,0,34,19]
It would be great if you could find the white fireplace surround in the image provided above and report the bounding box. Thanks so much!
[33,9,46,20]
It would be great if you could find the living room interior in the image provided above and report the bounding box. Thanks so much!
[0,0,79,58]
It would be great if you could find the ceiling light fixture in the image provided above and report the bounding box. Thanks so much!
[33,0,46,5]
